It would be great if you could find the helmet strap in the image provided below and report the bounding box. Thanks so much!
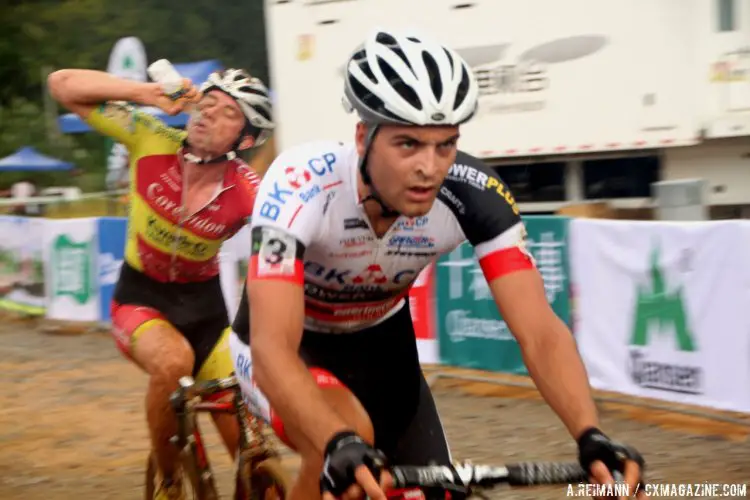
[358,125,401,218]
[181,137,239,165]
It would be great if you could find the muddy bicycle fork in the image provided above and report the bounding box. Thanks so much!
[170,377,223,497]
[168,375,279,499]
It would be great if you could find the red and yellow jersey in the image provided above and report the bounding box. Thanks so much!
[85,102,260,283]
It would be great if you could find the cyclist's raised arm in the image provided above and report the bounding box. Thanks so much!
[48,69,161,119]
[47,69,197,148]
[443,152,599,440]
[246,149,350,455]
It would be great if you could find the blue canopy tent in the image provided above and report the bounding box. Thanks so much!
[0,147,73,171]
[57,59,224,134]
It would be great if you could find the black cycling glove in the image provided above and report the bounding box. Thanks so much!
[577,427,646,479]
[319,431,387,496]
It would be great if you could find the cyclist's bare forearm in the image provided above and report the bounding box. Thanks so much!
[520,314,599,439]
[252,340,350,455]
[248,279,351,456]
[489,270,598,440]
[47,69,154,116]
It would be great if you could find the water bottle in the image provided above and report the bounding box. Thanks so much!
[147,59,188,100]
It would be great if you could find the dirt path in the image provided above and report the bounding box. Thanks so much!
[1,319,748,499]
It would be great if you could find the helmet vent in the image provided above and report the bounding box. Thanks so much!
[376,55,422,111]
[421,51,443,102]
[454,65,471,110]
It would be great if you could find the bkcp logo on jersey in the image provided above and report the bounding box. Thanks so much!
[447,164,519,215]
[259,152,337,222]
[353,264,387,284]
[305,261,416,287]
[285,166,311,189]
[235,351,252,380]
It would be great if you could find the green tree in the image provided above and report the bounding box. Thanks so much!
[1,0,270,190]
[0,98,104,190]
[7,0,269,95]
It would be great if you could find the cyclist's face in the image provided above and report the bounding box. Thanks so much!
[187,90,251,155]
[359,123,459,217]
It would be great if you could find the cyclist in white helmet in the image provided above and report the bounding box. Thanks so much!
[49,66,274,499]
[229,28,645,500]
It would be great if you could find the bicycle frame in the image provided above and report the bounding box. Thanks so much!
[169,375,276,498]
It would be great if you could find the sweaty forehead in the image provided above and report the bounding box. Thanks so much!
[203,89,241,112]
[381,124,459,142]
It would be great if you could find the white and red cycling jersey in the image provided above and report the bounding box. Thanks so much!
[232,139,535,337]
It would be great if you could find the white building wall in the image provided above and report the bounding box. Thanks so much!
[264,0,750,210]
[663,137,750,206]
[696,0,750,138]
[264,0,700,155]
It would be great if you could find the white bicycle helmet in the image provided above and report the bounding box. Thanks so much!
[342,29,480,217]
[343,29,479,126]
[200,68,275,147]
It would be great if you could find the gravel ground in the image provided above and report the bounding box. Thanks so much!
[1,317,748,499]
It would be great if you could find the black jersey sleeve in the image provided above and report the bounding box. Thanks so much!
[437,150,535,282]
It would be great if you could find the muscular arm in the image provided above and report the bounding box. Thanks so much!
[490,269,599,439]
[442,150,598,439]
[47,69,157,118]
[247,230,350,455]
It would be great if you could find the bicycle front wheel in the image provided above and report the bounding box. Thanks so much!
[145,452,157,500]
[145,449,215,500]
[235,456,291,500]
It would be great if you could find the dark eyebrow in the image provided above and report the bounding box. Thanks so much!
[391,133,460,144]
[392,134,420,142]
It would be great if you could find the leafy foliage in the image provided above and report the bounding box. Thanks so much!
[0,0,269,189]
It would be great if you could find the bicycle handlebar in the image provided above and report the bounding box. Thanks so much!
[390,461,588,493]
[170,377,589,496]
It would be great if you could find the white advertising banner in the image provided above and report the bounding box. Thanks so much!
[44,218,100,322]
[267,0,699,157]
[570,219,750,413]
[0,216,46,315]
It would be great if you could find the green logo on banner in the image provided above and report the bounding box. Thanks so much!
[628,244,702,395]
[631,246,695,351]
[52,235,93,305]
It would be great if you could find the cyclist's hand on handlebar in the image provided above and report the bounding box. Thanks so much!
[320,431,390,500]
[577,427,647,500]
[324,469,393,500]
